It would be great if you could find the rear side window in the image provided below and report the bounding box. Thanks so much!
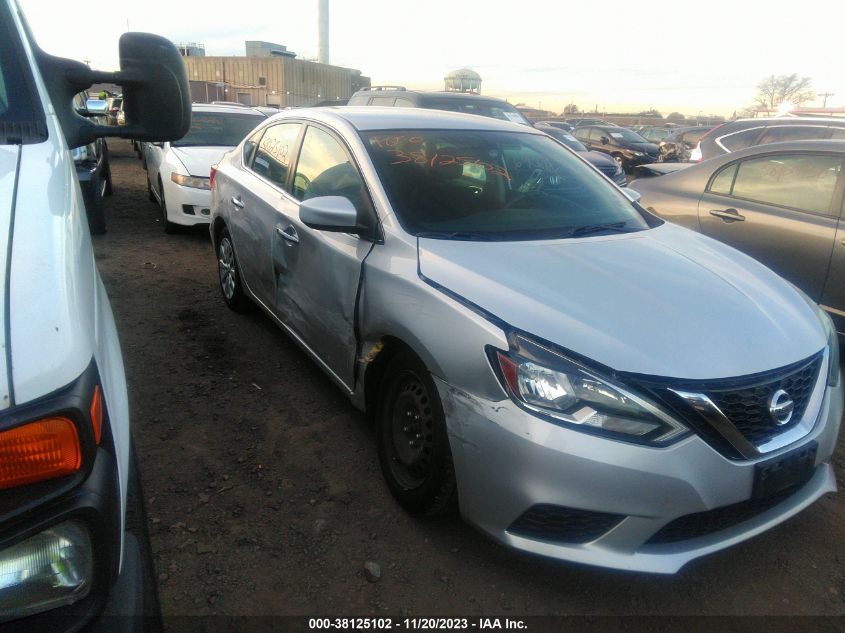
[252,122,301,188]
[394,98,415,107]
[682,130,707,144]
[731,154,843,215]
[708,163,737,195]
[757,126,830,145]
[720,128,761,152]
[242,128,264,167]
[293,126,369,214]
[369,97,395,106]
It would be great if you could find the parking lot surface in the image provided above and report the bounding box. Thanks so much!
[94,142,845,621]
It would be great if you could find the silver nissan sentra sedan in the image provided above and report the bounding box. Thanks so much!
[209,107,841,573]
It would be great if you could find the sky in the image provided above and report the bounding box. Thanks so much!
[18,0,845,117]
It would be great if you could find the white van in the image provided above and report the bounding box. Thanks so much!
[0,1,190,629]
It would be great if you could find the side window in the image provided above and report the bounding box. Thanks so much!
[731,153,843,215]
[243,128,264,167]
[683,130,706,145]
[369,97,395,106]
[293,126,370,214]
[720,128,762,151]
[707,163,738,195]
[394,97,415,107]
[757,126,829,145]
[251,123,301,188]
[573,127,590,140]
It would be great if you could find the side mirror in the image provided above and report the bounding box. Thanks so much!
[622,188,641,203]
[300,196,371,236]
[601,136,610,144]
[35,32,191,148]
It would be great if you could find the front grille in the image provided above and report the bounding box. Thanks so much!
[637,352,823,459]
[508,504,625,544]
[706,357,820,445]
[646,481,807,545]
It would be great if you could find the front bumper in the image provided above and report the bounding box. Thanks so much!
[436,376,841,574]
[165,181,212,226]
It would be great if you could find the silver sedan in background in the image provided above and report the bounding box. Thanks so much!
[209,109,841,573]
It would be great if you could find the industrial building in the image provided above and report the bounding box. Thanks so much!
[181,40,370,108]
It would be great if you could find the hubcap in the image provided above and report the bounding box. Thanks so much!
[388,373,435,488]
[218,238,236,300]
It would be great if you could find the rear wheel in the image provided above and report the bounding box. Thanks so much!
[217,227,248,311]
[376,351,457,515]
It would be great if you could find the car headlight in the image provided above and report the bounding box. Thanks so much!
[817,307,840,386]
[631,151,644,157]
[0,521,93,622]
[171,172,210,190]
[489,334,688,445]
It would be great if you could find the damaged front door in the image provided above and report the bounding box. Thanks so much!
[272,124,375,388]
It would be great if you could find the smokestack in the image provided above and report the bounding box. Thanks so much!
[318,0,329,64]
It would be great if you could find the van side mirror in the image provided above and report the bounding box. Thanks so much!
[35,32,191,148]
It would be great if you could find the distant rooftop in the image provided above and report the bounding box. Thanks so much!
[245,41,296,58]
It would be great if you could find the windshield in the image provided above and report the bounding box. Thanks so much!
[542,128,587,151]
[423,99,531,126]
[363,130,649,240]
[0,2,45,144]
[173,111,265,147]
[606,128,648,143]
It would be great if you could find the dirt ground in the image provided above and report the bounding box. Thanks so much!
[93,142,845,623]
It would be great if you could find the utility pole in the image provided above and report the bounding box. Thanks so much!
[819,92,834,108]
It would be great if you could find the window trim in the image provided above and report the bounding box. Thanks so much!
[242,120,306,198]
[705,151,845,218]
[287,121,383,242]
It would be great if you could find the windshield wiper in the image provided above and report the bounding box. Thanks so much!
[417,231,494,241]
[562,222,637,238]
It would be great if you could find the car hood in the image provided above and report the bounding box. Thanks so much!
[417,222,824,379]
[581,150,618,169]
[629,142,660,154]
[170,146,234,177]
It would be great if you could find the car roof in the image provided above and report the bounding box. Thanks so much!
[191,103,267,116]
[728,139,845,155]
[729,116,845,126]
[266,106,541,133]
[353,89,512,104]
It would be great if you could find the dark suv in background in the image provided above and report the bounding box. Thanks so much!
[347,87,532,126]
[573,125,659,172]
[691,117,845,162]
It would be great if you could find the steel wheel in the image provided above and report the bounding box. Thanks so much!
[388,372,436,488]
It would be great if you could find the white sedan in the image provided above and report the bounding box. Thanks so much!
[145,104,267,233]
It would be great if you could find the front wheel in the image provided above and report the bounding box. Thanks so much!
[217,227,248,311]
[158,178,178,234]
[376,351,457,515]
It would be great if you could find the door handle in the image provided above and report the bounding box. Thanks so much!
[709,208,745,223]
[276,225,299,244]
[231,195,245,209]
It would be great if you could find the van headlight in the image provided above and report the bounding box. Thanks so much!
[0,521,93,622]
[489,335,688,445]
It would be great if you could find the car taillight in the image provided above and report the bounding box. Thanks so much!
[210,164,218,189]
[0,418,82,489]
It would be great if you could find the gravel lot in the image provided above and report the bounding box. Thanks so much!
[93,142,845,625]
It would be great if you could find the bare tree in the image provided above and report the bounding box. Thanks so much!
[754,74,815,110]
[562,103,580,114]
[666,112,686,121]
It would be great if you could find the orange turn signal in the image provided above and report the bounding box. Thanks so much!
[90,385,103,445]
[0,418,82,490]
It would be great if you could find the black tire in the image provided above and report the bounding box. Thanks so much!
[158,178,178,234]
[83,172,107,235]
[125,444,164,632]
[376,350,457,515]
[102,143,113,196]
[217,227,248,311]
